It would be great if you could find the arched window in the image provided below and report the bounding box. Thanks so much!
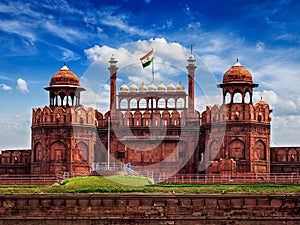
[120,99,128,109]
[158,98,165,108]
[176,98,185,108]
[129,98,137,109]
[253,140,266,160]
[233,92,242,103]
[244,91,251,104]
[167,98,175,108]
[225,92,231,104]
[139,98,147,108]
[229,139,245,159]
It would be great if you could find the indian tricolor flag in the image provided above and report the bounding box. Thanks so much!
[140,49,154,68]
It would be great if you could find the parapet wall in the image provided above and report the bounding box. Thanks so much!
[0,193,299,224]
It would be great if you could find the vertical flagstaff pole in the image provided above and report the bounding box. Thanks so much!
[107,116,110,170]
[152,49,154,83]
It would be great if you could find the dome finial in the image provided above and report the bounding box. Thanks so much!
[60,63,69,71]
[234,58,242,67]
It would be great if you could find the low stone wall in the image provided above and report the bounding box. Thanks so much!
[0,193,299,224]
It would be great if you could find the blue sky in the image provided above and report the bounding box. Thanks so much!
[0,0,299,149]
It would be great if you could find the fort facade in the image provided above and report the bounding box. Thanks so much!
[0,53,299,178]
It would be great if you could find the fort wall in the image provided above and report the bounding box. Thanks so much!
[0,193,299,224]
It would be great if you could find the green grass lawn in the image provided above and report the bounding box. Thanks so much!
[0,176,299,194]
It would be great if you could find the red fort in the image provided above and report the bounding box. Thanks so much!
[0,53,299,179]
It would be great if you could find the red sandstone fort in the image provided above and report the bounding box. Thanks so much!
[0,53,299,179]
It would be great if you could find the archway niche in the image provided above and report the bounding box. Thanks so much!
[34,142,42,162]
[253,140,266,160]
[229,139,245,159]
[50,141,66,161]
[77,141,89,162]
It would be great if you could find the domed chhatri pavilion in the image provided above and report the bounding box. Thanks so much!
[0,54,299,177]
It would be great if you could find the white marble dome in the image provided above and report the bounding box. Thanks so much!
[148,82,157,92]
[157,81,166,92]
[120,82,129,92]
[167,82,176,92]
[139,81,147,92]
[176,81,185,92]
[129,82,138,92]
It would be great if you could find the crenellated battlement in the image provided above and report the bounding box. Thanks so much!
[201,101,272,125]
[32,105,95,126]
[95,109,201,128]
[0,149,31,175]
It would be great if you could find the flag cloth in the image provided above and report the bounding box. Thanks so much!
[140,49,154,68]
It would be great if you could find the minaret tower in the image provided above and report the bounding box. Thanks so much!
[186,50,196,118]
[109,54,118,120]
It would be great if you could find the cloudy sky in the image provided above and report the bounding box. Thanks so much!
[0,0,299,149]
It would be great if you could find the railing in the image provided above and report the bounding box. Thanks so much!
[1,172,299,186]
[156,173,300,184]
[0,175,61,185]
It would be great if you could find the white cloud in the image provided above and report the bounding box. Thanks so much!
[0,84,12,92]
[59,47,80,61]
[187,22,201,30]
[16,78,29,93]
[43,21,86,44]
[253,90,298,116]
[271,115,300,147]
[0,20,36,43]
[0,113,31,149]
[256,41,265,52]
[97,10,150,36]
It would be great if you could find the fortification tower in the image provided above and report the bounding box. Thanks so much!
[31,64,96,176]
[201,60,272,176]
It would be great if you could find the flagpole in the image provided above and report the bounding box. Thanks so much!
[107,116,110,170]
[152,50,154,83]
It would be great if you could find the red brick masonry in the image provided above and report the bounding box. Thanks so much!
[0,193,299,224]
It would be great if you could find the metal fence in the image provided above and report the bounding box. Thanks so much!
[0,175,61,185]
[1,172,299,186]
[154,173,300,184]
